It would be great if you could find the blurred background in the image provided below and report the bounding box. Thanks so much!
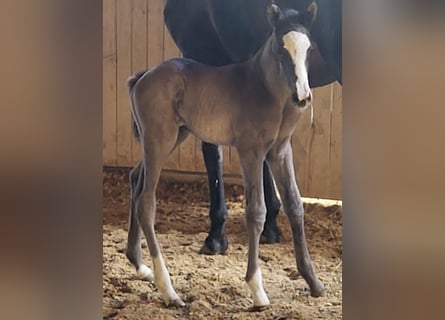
[0,0,444,319]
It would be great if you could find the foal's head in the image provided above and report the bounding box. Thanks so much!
[267,2,317,107]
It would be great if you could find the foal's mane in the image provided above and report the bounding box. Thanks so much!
[274,9,310,36]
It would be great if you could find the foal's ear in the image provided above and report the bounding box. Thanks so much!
[301,1,318,29]
[266,3,281,27]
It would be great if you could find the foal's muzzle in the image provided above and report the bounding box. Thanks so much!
[292,92,312,107]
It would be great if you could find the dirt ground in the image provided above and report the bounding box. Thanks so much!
[103,168,342,320]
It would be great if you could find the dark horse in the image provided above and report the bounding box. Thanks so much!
[126,4,324,307]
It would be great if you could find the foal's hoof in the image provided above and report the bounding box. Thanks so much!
[165,297,185,308]
[309,280,326,297]
[249,305,270,312]
[136,264,154,282]
[260,225,282,244]
[199,235,228,255]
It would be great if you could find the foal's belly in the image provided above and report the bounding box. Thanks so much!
[179,101,237,146]
[178,100,284,148]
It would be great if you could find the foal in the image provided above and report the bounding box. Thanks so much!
[126,5,324,307]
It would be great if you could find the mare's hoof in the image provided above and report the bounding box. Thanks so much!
[199,236,228,255]
[309,280,326,297]
[260,225,282,244]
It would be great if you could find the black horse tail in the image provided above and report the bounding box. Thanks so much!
[127,70,146,141]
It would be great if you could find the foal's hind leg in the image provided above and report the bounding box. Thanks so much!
[200,142,228,255]
[126,161,154,281]
[134,132,185,307]
[267,142,325,297]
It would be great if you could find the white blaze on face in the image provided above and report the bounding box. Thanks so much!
[282,31,312,102]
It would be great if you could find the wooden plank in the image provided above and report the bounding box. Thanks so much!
[131,0,147,166]
[147,1,163,68]
[116,0,133,166]
[163,19,181,170]
[291,100,312,196]
[178,134,196,172]
[306,84,332,197]
[329,83,342,199]
[103,0,117,166]
[222,146,231,174]
[229,147,241,176]
[194,137,206,172]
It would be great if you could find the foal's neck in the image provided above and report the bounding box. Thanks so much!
[248,33,290,105]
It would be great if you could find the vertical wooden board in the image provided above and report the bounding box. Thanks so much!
[291,104,312,196]
[103,0,117,166]
[194,137,206,172]
[116,0,133,166]
[163,21,181,170]
[229,147,242,176]
[222,146,231,174]
[194,137,202,172]
[147,1,163,68]
[130,0,147,166]
[329,83,342,199]
[163,22,179,58]
[177,134,195,172]
[306,84,332,198]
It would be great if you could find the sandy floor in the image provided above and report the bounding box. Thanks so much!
[103,168,342,319]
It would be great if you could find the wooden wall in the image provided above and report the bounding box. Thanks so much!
[103,0,342,199]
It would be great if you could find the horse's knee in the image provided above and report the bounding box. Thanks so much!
[246,203,267,234]
[129,167,139,187]
[285,200,304,223]
[129,163,144,200]
[132,187,148,221]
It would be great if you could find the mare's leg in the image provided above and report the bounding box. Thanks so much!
[126,161,154,281]
[238,148,270,307]
[266,141,325,297]
[261,162,282,243]
[199,142,228,255]
[133,130,185,307]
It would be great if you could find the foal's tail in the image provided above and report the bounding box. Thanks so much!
[127,70,146,92]
[131,119,140,141]
[127,70,147,141]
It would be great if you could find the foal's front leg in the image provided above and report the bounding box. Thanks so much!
[200,143,282,255]
[238,149,270,307]
[267,142,325,297]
